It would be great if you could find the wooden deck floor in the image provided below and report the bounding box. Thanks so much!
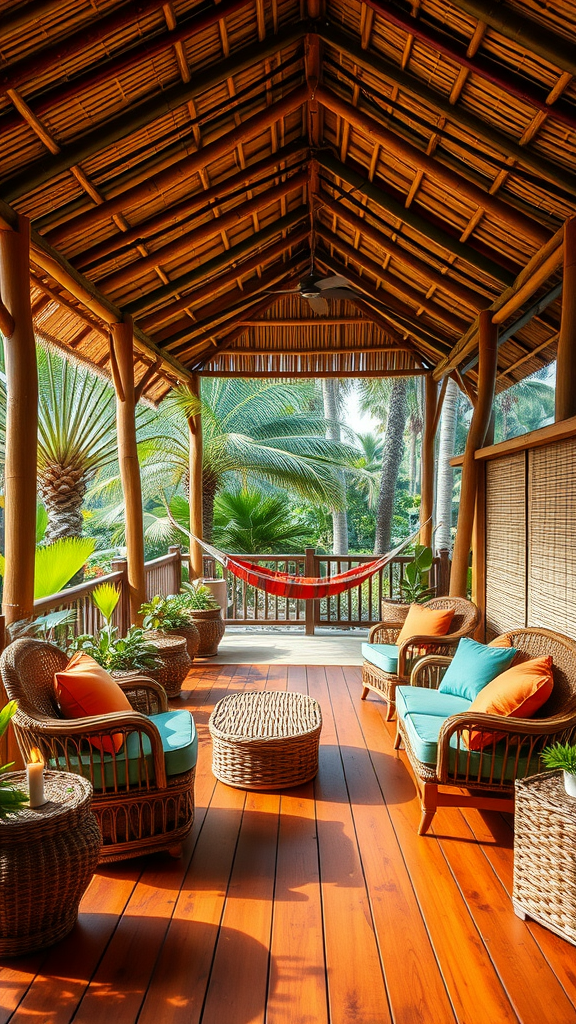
[3,662,576,1024]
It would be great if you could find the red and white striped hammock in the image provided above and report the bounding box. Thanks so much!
[190,526,422,601]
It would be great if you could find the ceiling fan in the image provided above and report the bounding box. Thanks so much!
[266,271,359,314]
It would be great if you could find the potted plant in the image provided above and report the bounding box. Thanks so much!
[180,581,225,657]
[381,545,434,623]
[0,701,28,818]
[541,742,576,797]
[139,594,200,660]
[69,583,160,674]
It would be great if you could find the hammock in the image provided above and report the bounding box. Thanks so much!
[190,525,423,601]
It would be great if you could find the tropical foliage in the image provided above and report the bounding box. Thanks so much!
[0,701,28,818]
[212,488,311,554]
[0,536,95,600]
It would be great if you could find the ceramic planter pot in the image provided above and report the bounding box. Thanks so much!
[190,608,225,657]
[563,770,576,797]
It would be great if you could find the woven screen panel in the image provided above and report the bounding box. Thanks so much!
[485,452,527,638]
[528,438,576,639]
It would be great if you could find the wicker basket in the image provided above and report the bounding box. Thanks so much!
[209,690,322,790]
[170,621,200,660]
[513,771,576,946]
[144,632,191,697]
[380,599,411,625]
[0,771,101,956]
[191,608,225,657]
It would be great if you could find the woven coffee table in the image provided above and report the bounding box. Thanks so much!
[209,690,322,790]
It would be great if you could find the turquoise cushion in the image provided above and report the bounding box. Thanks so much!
[396,685,471,721]
[438,637,516,701]
[53,709,197,790]
[402,711,532,781]
[362,642,398,674]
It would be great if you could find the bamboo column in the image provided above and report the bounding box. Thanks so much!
[555,218,576,422]
[450,311,498,597]
[188,373,203,579]
[420,376,437,548]
[0,215,38,627]
[110,317,146,624]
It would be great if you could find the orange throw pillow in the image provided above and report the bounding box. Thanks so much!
[397,604,454,646]
[464,655,554,751]
[488,635,512,648]
[55,652,132,754]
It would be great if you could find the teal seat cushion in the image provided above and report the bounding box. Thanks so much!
[438,637,516,701]
[396,685,471,721]
[53,709,197,790]
[402,711,531,781]
[362,642,398,674]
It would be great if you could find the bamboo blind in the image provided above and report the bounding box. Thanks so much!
[485,453,527,638]
[527,439,576,638]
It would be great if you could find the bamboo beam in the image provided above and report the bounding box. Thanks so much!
[450,310,498,597]
[223,344,415,354]
[125,207,308,317]
[555,219,576,422]
[238,318,370,325]
[141,223,309,332]
[3,28,307,204]
[316,222,471,331]
[319,24,576,197]
[73,141,307,271]
[110,318,146,624]
[175,294,284,361]
[361,0,576,132]
[192,296,279,367]
[320,197,489,311]
[98,168,309,294]
[446,0,576,79]
[420,376,437,548]
[0,215,38,626]
[317,87,549,247]
[44,84,309,247]
[188,374,204,579]
[318,151,514,285]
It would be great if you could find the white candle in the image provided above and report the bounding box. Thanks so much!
[27,749,46,808]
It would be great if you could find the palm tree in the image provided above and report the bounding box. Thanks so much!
[321,379,348,555]
[212,488,311,554]
[435,377,459,552]
[357,378,410,554]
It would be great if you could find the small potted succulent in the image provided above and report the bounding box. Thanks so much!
[541,742,576,797]
[381,545,434,623]
[180,581,225,657]
[0,701,28,818]
[139,594,200,660]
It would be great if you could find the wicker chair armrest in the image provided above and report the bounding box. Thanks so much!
[116,676,169,714]
[368,624,401,644]
[409,655,453,689]
[397,635,461,676]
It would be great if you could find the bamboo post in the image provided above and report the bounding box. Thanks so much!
[0,215,38,627]
[555,218,576,422]
[450,311,498,597]
[188,374,203,579]
[420,376,437,549]
[110,318,146,625]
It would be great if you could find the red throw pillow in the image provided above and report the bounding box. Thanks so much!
[464,655,554,750]
[55,652,132,754]
[397,604,454,646]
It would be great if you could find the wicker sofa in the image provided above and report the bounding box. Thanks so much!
[394,627,576,835]
[361,597,480,720]
[0,638,198,862]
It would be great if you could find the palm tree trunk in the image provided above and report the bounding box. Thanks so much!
[38,465,86,542]
[408,429,417,495]
[322,379,348,555]
[201,470,218,542]
[374,379,408,554]
[435,378,458,552]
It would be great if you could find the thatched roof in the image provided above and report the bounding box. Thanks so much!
[0,0,574,399]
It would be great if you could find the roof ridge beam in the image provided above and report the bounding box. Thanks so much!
[3,25,307,204]
[317,150,514,285]
[319,24,576,198]
[316,86,550,248]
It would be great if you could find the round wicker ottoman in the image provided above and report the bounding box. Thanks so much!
[0,772,101,956]
[209,690,322,790]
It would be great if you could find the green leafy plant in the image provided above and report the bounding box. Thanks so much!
[70,626,159,672]
[0,536,96,600]
[139,594,193,630]
[92,582,120,625]
[399,545,435,603]
[8,608,77,649]
[181,581,220,611]
[0,702,28,818]
[541,743,576,775]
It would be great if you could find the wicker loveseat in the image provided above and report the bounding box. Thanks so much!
[361,597,480,720]
[394,627,576,835]
[0,639,198,862]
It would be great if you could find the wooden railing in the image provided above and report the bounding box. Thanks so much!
[144,546,182,600]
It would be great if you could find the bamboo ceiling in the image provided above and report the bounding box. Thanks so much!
[0,0,574,400]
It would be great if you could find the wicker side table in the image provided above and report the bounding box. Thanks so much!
[144,632,192,697]
[513,771,576,946]
[0,771,101,956]
[209,690,322,790]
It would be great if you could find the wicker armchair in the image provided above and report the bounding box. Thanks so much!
[0,639,197,862]
[361,597,480,720]
[395,627,576,835]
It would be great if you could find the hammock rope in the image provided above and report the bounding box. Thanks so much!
[187,524,424,601]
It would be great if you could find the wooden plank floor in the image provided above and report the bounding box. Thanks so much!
[3,663,576,1024]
